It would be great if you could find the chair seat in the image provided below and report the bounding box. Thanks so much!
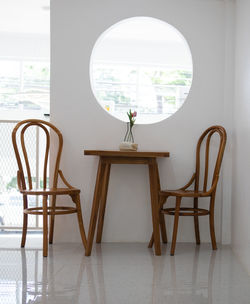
[159,189,207,198]
[20,187,80,195]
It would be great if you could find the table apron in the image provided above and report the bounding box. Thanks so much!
[101,156,155,164]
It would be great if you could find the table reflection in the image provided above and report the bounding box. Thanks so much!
[0,244,218,304]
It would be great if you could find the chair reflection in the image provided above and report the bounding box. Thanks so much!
[20,247,106,304]
[1,245,216,303]
[151,247,216,304]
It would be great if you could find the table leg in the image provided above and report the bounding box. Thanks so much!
[155,165,168,243]
[85,159,105,256]
[96,163,111,243]
[148,158,161,256]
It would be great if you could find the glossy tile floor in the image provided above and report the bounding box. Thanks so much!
[0,235,250,304]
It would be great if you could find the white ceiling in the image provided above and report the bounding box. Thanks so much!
[0,0,50,34]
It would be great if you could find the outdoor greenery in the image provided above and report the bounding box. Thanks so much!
[0,60,50,114]
[146,70,192,86]
[7,176,49,190]
[24,63,50,81]
[94,66,192,110]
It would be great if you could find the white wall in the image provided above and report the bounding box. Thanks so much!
[232,0,250,274]
[51,0,231,244]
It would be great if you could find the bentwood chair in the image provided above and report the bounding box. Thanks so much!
[12,119,87,257]
[149,126,227,255]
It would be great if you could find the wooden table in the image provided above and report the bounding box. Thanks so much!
[84,150,170,256]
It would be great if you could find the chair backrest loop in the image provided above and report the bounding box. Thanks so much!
[194,126,226,193]
[12,119,63,191]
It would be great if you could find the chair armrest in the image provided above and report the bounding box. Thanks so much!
[201,175,219,196]
[178,173,196,190]
[58,170,74,189]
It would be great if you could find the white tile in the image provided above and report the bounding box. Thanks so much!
[0,239,250,304]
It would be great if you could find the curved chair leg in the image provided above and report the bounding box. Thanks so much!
[49,195,56,244]
[209,195,217,250]
[170,197,181,256]
[21,214,28,248]
[159,197,168,244]
[193,197,200,245]
[73,193,87,249]
[42,195,48,257]
[21,195,28,248]
[148,196,168,248]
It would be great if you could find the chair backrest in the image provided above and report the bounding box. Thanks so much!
[194,125,227,193]
[12,119,63,191]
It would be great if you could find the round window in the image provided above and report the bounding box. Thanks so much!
[90,17,193,124]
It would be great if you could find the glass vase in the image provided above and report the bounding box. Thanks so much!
[124,122,134,143]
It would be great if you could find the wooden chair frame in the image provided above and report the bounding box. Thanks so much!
[149,125,227,255]
[12,119,87,257]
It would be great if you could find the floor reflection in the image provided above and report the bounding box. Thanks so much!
[20,248,104,304]
[0,242,250,304]
[20,246,107,304]
[151,247,216,303]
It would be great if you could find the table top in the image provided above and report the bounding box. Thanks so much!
[84,150,170,158]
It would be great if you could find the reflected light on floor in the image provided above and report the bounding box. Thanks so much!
[0,237,250,304]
